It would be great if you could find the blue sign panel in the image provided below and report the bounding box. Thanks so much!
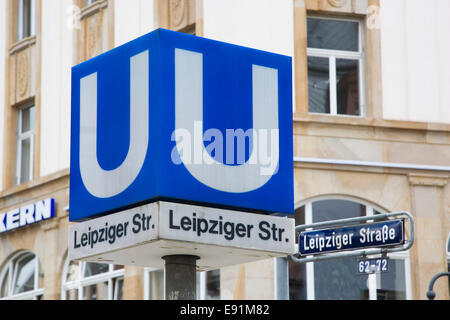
[0,198,55,234]
[70,29,293,221]
[298,220,405,256]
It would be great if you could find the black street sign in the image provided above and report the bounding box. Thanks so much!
[299,219,405,256]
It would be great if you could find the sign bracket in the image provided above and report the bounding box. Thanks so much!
[288,211,414,264]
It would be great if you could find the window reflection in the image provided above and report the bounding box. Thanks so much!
[206,270,220,300]
[308,56,330,114]
[84,262,109,277]
[148,269,164,300]
[336,59,359,116]
[377,259,406,300]
[13,254,36,294]
[83,281,108,300]
[307,18,359,52]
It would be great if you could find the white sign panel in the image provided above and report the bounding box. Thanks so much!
[159,202,294,254]
[69,203,158,260]
[69,202,295,268]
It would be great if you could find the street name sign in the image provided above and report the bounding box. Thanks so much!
[70,28,293,222]
[298,219,405,256]
[69,201,295,270]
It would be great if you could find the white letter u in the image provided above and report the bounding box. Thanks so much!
[175,48,279,193]
[79,50,149,198]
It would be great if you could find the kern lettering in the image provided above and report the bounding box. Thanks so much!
[0,198,54,234]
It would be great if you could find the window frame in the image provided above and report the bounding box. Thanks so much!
[0,251,44,300]
[143,267,220,300]
[292,195,412,300]
[17,0,36,42]
[143,267,165,300]
[15,104,35,185]
[61,260,125,300]
[307,15,366,117]
[197,269,221,300]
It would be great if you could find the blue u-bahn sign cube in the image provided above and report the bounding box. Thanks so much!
[70,29,293,221]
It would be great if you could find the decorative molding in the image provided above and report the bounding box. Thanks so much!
[295,157,450,173]
[80,0,108,20]
[86,16,100,59]
[305,0,367,14]
[170,0,186,29]
[0,168,69,201]
[408,174,449,188]
[327,0,348,8]
[8,35,36,55]
[17,50,29,97]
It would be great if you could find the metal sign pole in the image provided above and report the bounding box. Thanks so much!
[163,255,200,300]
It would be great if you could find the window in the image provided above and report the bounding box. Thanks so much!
[61,260,124,300]
[143,268,164,300]
[143,268,220,300]
[0,251,44,300]
[179,24,196,36]
[15,104,35,185]
[17,0,36,42]
[85,0,99,6]
[288,197,412,300]
[197,270,220,300]
[307,16,364,116]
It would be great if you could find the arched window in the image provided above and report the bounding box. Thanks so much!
[289,196,412,300]
[0,251,44,300]
[61,259,124,300]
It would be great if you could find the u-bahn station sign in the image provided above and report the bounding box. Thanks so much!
[68,29,295,269]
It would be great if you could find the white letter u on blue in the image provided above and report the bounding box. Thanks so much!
[79,50,149,198]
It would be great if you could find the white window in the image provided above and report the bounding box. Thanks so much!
[15,105,35,185]
[0,251,44,300]
[143,268,220,300]
[143,268,164,300]
[288,196,412,300]
[197,269,220,300]
[17,0,36,42]
[61,260,124,300]
[307,16,365,116]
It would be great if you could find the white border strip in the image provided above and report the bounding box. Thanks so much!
[294,157,450,172]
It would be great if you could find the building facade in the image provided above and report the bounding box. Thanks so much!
[0,0,449,300]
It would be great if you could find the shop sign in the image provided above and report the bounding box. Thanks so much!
[0,198,55,234]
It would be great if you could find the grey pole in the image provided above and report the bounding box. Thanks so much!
[163,255,200,300]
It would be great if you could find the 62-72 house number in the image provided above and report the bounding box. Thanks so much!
[358,257,389,274]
